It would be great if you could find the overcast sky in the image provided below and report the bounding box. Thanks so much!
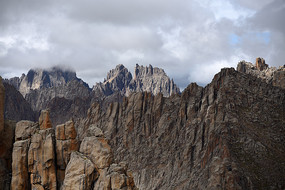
[0,0,284,88]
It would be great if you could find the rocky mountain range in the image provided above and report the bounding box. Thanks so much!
[0,58,284,189]
[93,64,180,99]
[4,64,179,126]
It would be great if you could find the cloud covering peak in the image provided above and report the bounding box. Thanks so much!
[0,0,284,88]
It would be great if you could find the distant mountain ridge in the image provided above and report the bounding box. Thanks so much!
[4,64,180,126]
[93,64,180,99]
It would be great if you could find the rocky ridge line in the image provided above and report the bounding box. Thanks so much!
[93,64,180,99]
[237,57,285,89]
[76,62,285,189]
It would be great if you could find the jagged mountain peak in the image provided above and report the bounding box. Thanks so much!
[134,63,166,79]
[104,64,132,84]
[93,63,180,98]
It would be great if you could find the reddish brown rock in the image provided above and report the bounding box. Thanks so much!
[39,109,52,129]
[255,57,268,71]
[55,120,79,188]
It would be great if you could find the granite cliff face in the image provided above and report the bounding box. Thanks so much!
[10,110,137,190]
[93,64,180,98]
[77,65,285,189]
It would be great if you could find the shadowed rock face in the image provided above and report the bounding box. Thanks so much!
[77,68,285,189]
[6,67,91,112]
[3,82,36,122]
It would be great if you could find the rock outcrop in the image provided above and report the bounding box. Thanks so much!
[76,66,285,189]
[61,151,96,190]
[63,125,137,190]
[10,109,137,190]
[93,64,133,98]
[127,64,180,97]
[55,120,79,187]
[237,57,285,89]
[11,111,57,190]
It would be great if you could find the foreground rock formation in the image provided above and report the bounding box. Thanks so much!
[77,65,285,189]
[10,110,137,190]
[0,77,16,190]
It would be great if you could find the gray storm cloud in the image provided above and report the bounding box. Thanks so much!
[0,0,284,89]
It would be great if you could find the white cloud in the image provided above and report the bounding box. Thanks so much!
[0,0,284,89]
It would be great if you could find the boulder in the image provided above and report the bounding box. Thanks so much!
[79,136,113,169]
[15,120,37,141]
[61,151,96,190]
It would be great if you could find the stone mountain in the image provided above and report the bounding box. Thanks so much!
[1,58,284,189]
[5,64,180,126]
